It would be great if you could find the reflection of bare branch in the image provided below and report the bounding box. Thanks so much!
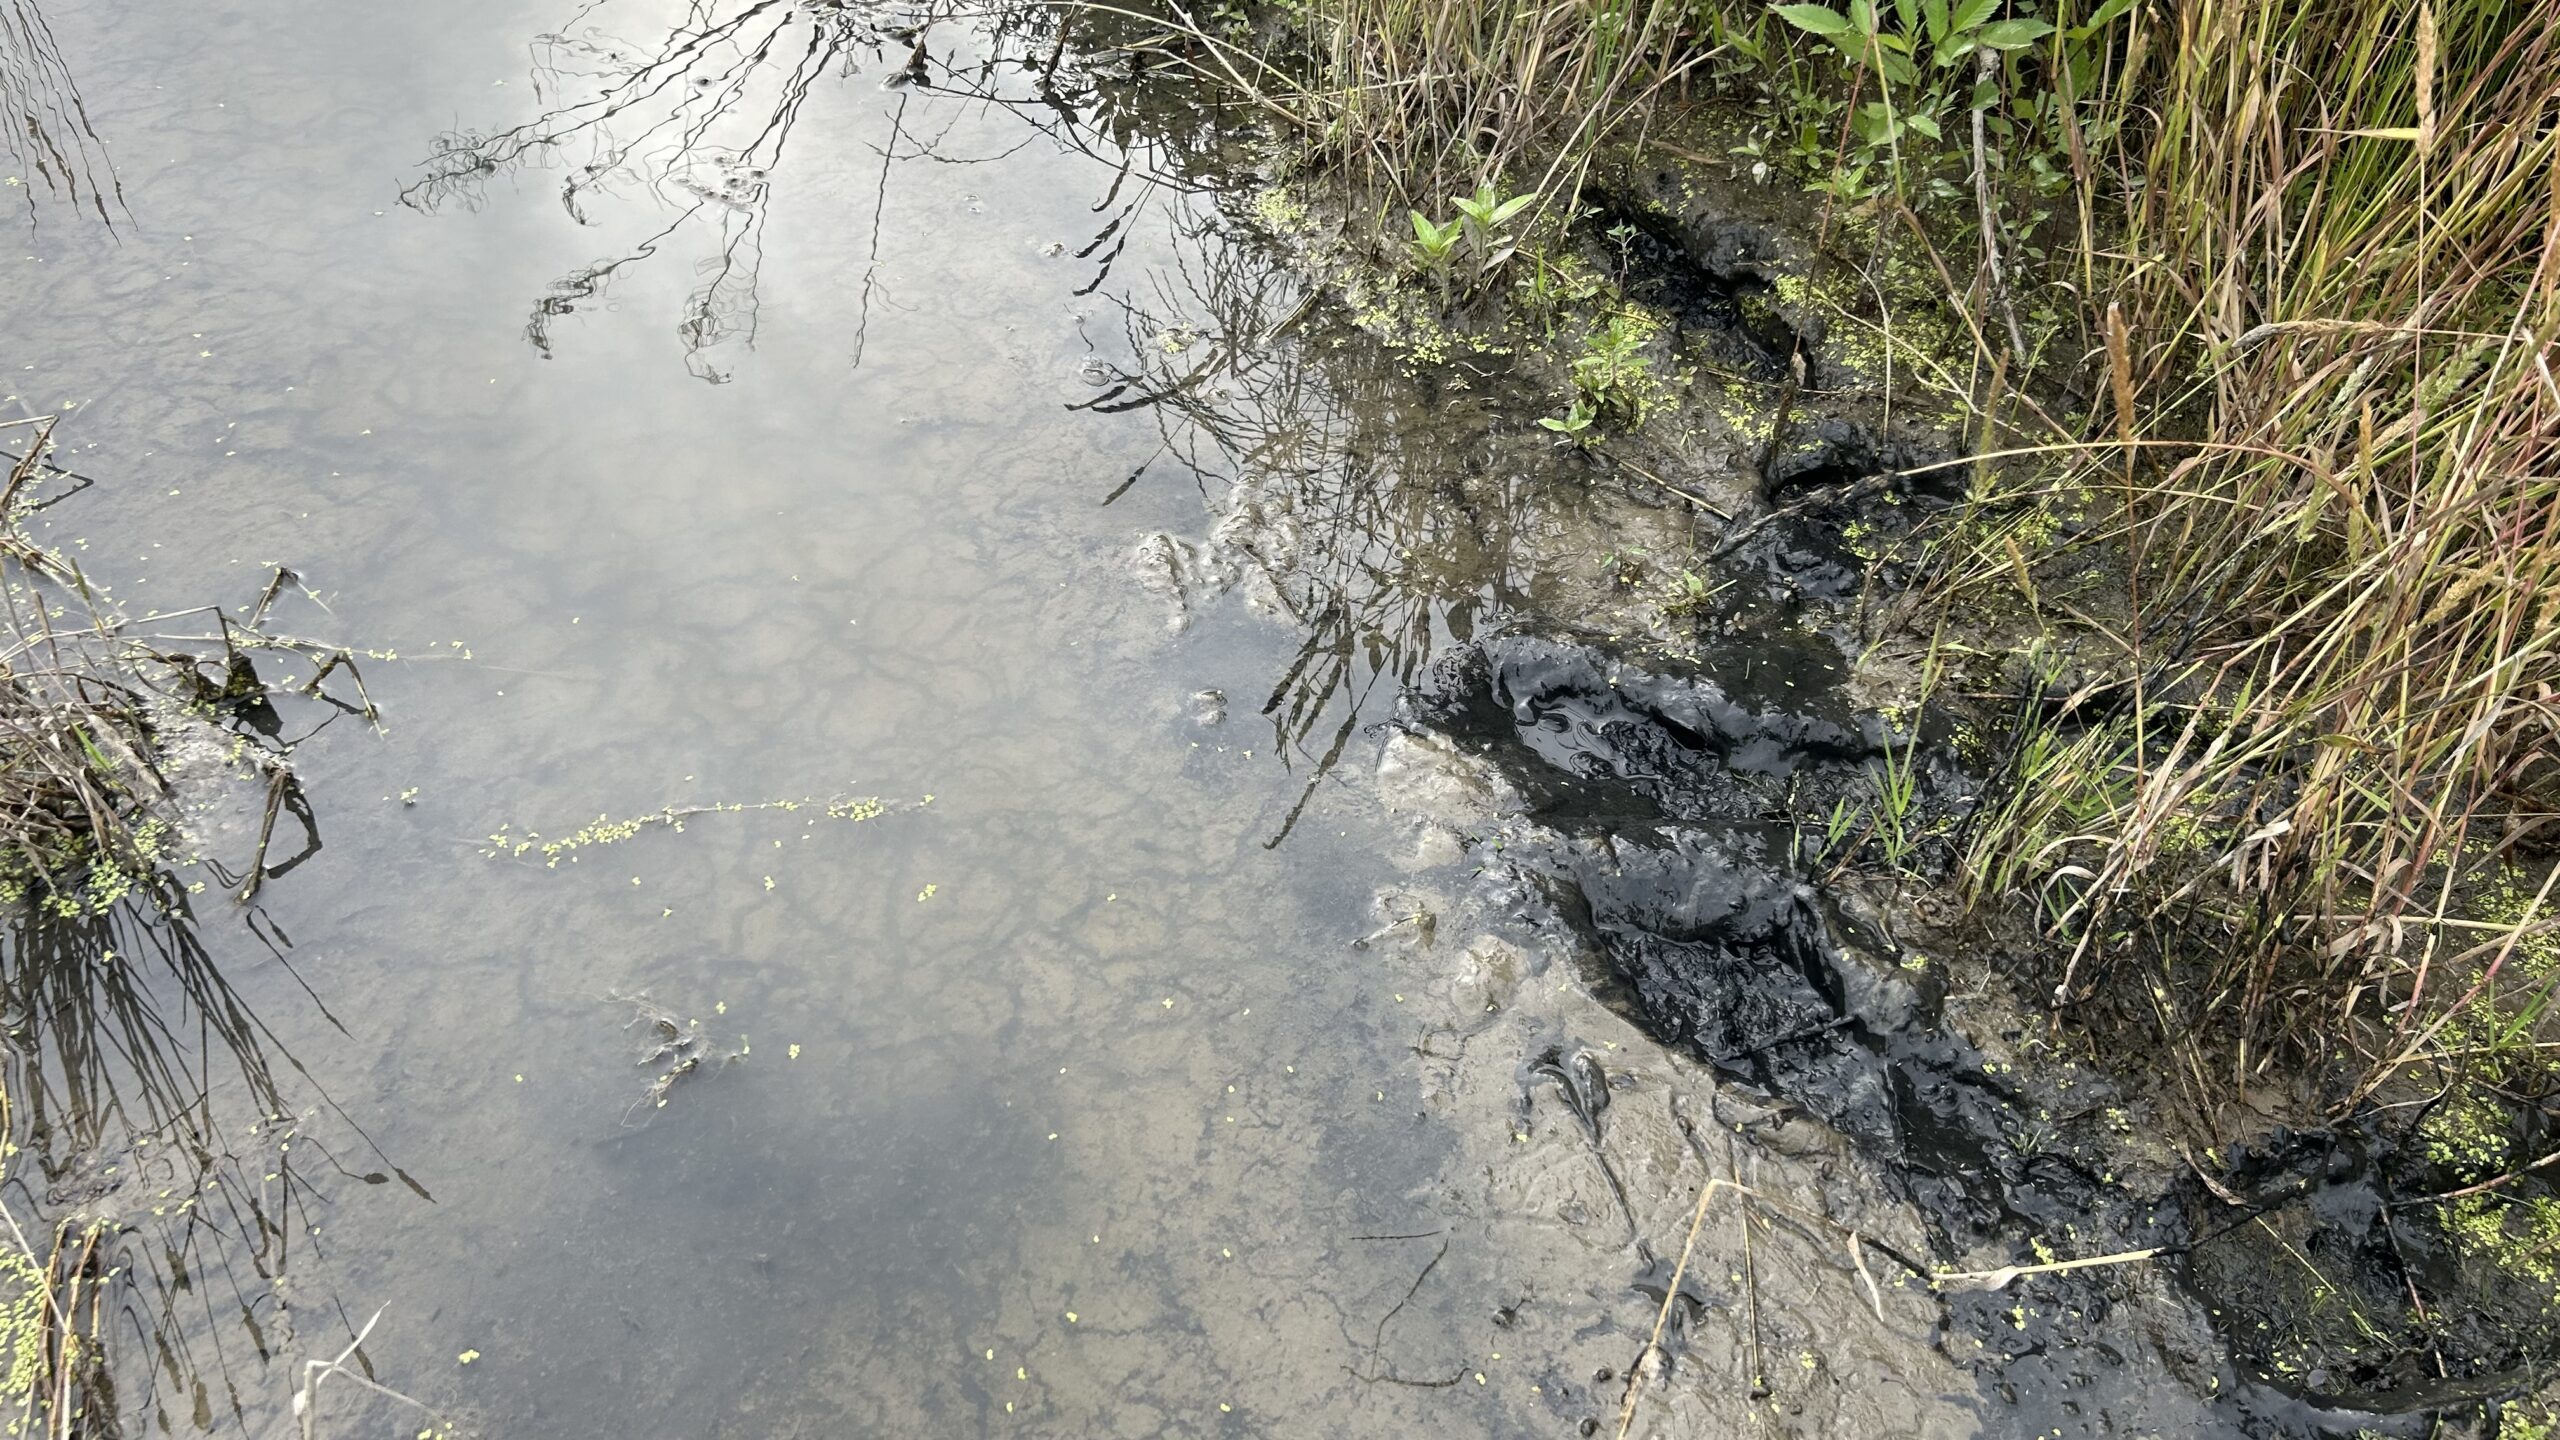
[409,0,1246,379]
[0,0,124,230]
[527,203,705,359]
[405,0,895,380]
[1076,203,1551,845]
[847,90,910,374]
[402,1,820,220]
[405,1,1546,830]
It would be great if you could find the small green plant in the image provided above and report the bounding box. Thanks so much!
[1605,220,1639,266]
[1660,568,1725,617]
[1770,0,2129,201]
[1778,0,2060,84]
[1515,249,1611,332]
[1412,183,1538,305]
[1775,0,2052,167]
[1407,210,1464,305]
[1541,313,1654,433]
[1537,397,1599,435]
[1873,725,1923,869]
[1450,182,1536,270]
[1824,796,1859,855]
[1564,312,1654,427]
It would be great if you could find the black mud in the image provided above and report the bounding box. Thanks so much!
[1398,634,2552,1437]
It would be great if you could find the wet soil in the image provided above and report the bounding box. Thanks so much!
[1387,632,2557,1435]
[1342,125,2560,1435]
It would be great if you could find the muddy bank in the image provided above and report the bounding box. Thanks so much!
[1235,122,2559,1425]
[1091,81,2560,1416]
[1379,631,2555,1435]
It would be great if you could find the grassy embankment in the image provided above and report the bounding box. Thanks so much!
[1128,0,2560,1122]
[1119,2,2560,1374]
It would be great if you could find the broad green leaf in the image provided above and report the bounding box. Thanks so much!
[2071,0,2133,37]
[1905,111,1942,141]
[1921,0,1950,42]
[1977,18,2056,48]
[1488,193,1537,224]
[1849,0,1877,36]
[1773,4,1854,38]
[1949,0,1998,33]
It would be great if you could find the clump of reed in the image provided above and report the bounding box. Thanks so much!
[0,419,377,916]
[1288,0,1718,204]
[0,1072,111,1440]
[0,1213,111,1438]
[0,422,178,914]
[1945,0,2560,1088]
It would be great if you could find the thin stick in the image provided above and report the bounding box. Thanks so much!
[236,766,291,904]
[1613,1177,1733,1440]
[295,1306,443,1440]
[1970,47,2030,361]
[1929,1246,2163,1291]
[1730,1134,1767,1404]
[1847,1232,1887,1323]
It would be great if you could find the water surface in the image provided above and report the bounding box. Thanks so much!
[0,3,2262,1436]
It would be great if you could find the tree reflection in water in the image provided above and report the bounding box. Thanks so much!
[1070,221,1564,845]
[409,0,1583,844]
[402,0,1232,382]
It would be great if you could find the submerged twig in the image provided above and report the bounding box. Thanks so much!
[1613,1176,1732,1440]
[294,1307,443,1440]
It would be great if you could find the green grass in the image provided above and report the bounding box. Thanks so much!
[1102,0,2560,1091]
[1927,0,2560,1091]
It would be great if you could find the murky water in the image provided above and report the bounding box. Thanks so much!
[0,3,2408,1437]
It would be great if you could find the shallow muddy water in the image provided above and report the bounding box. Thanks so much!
[0,3,2440,1437]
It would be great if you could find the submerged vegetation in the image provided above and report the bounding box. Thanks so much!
[0,419,409,1435]
[0,420,378,916]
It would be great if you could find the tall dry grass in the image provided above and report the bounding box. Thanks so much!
[1085,0,2560,1083]
[1953,0,2560,1084]
[1293,0,1719,203]
[1054,0,1725,208]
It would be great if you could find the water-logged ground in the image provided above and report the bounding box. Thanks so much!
[0,3,2478,1436]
